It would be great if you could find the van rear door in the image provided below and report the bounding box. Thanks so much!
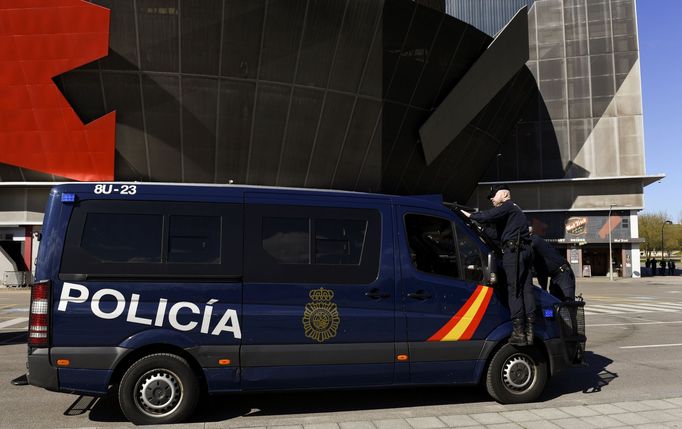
[397,206,503,384]
[55,193,243,393]
[241,192,395,389]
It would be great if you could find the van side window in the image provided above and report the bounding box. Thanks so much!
[168,216,221,263]
[82,213,163,263]
[455,224,485,282]
[245,205,381,284]
[262,217,310,264]
[315,219,367,265]
[61,200,242,279]
[404,214,459,279]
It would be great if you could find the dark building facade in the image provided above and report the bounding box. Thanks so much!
[0,0,658,281]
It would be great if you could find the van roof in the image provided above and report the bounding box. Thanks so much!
[52,182,448,210]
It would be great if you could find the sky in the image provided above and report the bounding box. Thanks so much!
[636,0,682,219]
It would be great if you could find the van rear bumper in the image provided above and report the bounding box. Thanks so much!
[27,348,59,391]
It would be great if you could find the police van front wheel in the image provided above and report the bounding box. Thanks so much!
[485,344,548,404]
[118,353,199,425]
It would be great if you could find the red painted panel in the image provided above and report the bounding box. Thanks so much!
[0,0,115,181]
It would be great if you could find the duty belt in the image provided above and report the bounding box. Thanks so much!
[550,263,571,277]
[502,239,530,252]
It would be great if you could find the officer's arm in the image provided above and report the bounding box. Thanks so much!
[469,204,508,223]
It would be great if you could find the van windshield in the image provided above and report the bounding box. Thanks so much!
[445,204,500,256]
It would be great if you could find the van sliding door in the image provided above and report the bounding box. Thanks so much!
[241,192,395,389]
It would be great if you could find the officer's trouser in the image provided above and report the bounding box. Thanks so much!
[502,245,536,319]
[550,268,576,301]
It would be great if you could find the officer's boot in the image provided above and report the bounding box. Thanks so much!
[525,314,535,345]
[509,318,527,346]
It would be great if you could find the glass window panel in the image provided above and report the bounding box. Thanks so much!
[82,213,162,263]
[296,0,346,88]
[566,57,589,79]
[568,98,592,118]
[536,0,563,27]
[611,18,635,37]
[259,0,306,83]
[587,1,609,23]
[592,96,614,117]
[215,80,255,184]
[262,217,310,264]
[613,35,638,52]
[305,92,355,188]
[180,0,221,75]
[141,74,182,181]
[610,0,635,21]
[277,87,325,187]
[538,42,564,60]
[315,219,367,265]
[590,54,614,76]
[539,79,566,101]
[137,0,179,72]
[221,0,265,79]
[614,52,638,75]
[591,74,615,97]
[329,0,382,92]
[102,72,149,180]
[565,39,588,57]
[455,224,484,282]
[567,77,590,99]
[386,5,441,104]
[249,83,290,185]
[589,37,613,54]
[404,214,459,279]
[168,216,221,263]
[539,59,565,81]
[96,0,139,70]
[181,77,219,183]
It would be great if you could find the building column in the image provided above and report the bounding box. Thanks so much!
[23,226,32,275]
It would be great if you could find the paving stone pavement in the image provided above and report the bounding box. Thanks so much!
[217,397,682,429]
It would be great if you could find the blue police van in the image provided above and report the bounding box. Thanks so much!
[27,183,585,425]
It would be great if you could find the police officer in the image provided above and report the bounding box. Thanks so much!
[462,184,535,346]
[529,227,576,301]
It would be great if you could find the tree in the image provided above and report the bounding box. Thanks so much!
[638,212,676,259]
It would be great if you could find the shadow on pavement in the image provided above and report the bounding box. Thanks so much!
[541,351,616,399]
[0,331,26,346]
[87,384,492,423]
[84,352,614,423]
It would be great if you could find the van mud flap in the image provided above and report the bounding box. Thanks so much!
[554,300,587,367]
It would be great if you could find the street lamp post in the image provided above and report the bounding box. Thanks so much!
[661,220,673,273]
[608,204,615,281]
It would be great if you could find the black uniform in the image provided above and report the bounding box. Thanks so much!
[470,200,536,319]
[531,234,575,301]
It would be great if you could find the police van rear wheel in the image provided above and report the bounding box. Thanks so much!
[485,344,547,404]
[118,353,199,425]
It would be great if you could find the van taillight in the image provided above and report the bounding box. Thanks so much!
[28,280,50,347]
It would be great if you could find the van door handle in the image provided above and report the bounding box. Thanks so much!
[407,290,432,300]
[365,288,390,299]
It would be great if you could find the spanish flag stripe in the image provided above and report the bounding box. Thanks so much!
[441,287,489,341]
[459,287,493,340]
[427,285,483,341]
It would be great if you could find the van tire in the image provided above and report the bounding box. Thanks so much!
[118,353,199,425]
[485,343,547,404]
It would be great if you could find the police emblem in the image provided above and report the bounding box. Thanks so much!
[302,287,340,342]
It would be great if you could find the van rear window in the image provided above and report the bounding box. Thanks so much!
[81,213,163,263]
[61,200,242,279]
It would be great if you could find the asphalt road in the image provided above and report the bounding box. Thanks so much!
[2,276,682,428]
